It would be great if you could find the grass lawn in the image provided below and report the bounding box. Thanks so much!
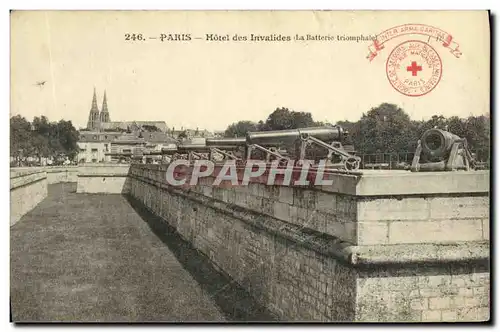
[10,183,275,322]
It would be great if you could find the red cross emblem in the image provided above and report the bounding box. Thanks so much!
[406,61,422,76]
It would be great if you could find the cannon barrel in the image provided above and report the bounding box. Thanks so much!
[177,143,246,153]
[161,146,178,154]
[246,126,344,146]
[143,150,163,156]
[420,128,462,161]
[176,144,211,153]
[206,137,246,147]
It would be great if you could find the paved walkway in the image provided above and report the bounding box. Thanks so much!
[11,183,274,322]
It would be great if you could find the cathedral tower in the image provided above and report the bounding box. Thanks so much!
[99,90,110,123]
[86,88,101,131]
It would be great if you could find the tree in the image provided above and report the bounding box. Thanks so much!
[31,116,51,162]
[45,120,79,159]
[142,125,160,132]
[351,103,417,154]
[461,115,490,161]
[335,120,356,145]
[224,121,259,137]
[10,115,80,164]
[264,107,315,130]
[10,115,33,165]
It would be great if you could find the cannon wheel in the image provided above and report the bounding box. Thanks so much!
[345,157,360,171]
[300,133,310,141]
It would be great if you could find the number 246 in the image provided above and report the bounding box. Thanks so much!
[125,34,144,41]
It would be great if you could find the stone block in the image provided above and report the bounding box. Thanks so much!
[336,195,356,219]
[457,307,478,321]
[477,307,490,321]
[450,276,466,288]
[355,171,489,196]
[293,189,317,210]
[225,188,236,204]
[262,185,279,199]
[211,187,224,201]
[427,275,451,287]
[202,185,213,198]
[482,219,490,240]
[450,296,466,308]
[274,202,291,222]
[306,213,327,234]
[315,191,337,213]
[422,310,441,322]
[429,297,451,310]
[248,195,263,212]
[357,222,389,245]
[410,298,428,310]
[326,221,356,244]
[279,186,294,205]
[388,219,483,244]
[234,191,248,208]
[457,287,474,297]
[464,297,481,308]
[357,197,430,221]
[441,310,458,322]
[429,196,489,220]
[298,207,311,221]
[249,182,263,197]
[261,198,274,215]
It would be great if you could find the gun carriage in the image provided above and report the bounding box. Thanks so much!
[411,128,476,172]
[246,126,361,170]
[160,139,245,163]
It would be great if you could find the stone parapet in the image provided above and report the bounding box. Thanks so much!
[76,165,131,194]
[128,164,490,322]
[10,170,48,226]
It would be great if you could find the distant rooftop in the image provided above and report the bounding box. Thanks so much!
[101,121,168,132]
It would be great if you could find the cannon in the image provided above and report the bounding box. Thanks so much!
[245,126,360,170]
[246,126,344,146]
[411,128,476,172]
[164,140,245,163]
[206,137,246,147]
[205,138,246,161]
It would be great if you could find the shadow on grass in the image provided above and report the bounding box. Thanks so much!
[125,195,278,323]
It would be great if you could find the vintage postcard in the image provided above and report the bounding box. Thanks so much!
[10,10,490,323]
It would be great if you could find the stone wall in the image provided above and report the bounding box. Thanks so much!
[356,264,489,322]
[76,164,131,194]
[130,165,490,322]
[45,166,78,183]
[10,166,78,184]
[10,170,48,226]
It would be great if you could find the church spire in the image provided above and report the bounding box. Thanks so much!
[102,90,108,113]
[100,89,110,123]
[87,87,101,131]
[91,87,99,113]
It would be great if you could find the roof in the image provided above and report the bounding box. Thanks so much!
[100,121,168,132]
[79,131,122,142]
[144,132,179,144]
[113,133,146,144]
[79,129,180,145]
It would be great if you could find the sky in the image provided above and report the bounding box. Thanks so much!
[10,11,490,131]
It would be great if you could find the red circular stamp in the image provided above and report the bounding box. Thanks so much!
[385,40,443,97]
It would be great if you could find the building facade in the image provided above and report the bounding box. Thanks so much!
[79,89,177,163]
[77,132,119,163]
